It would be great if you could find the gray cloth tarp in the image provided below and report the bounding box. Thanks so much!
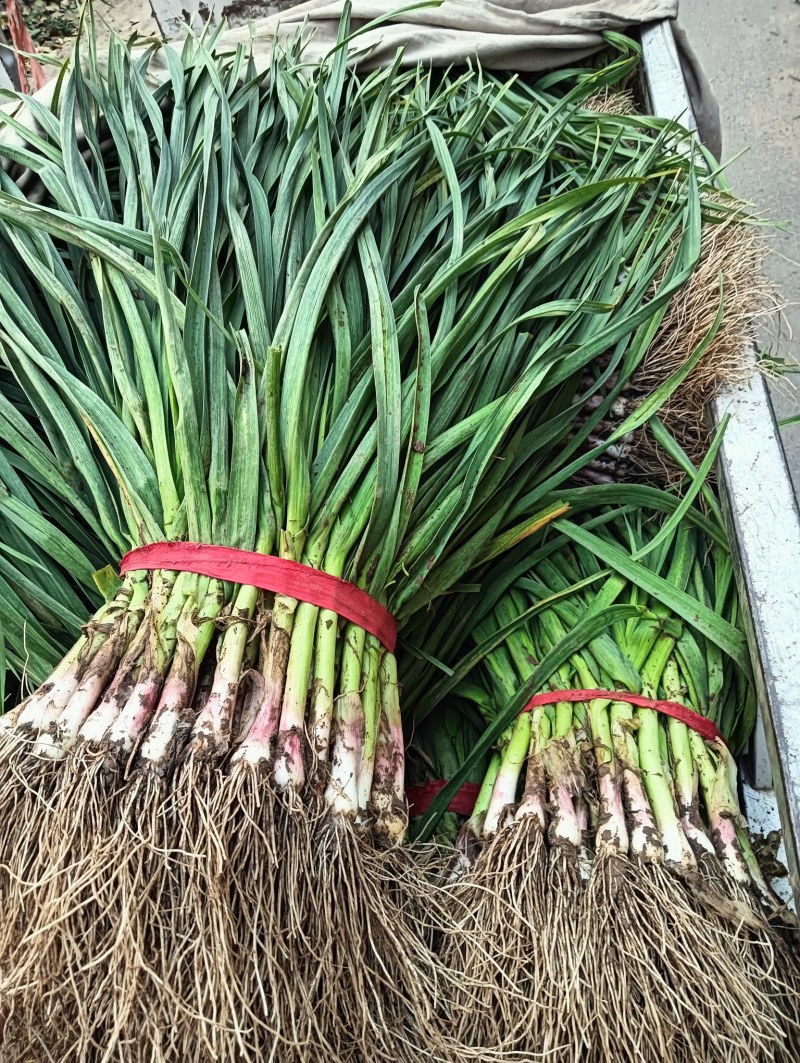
[221,1,717,151]
[221,1,720,151]
[1,1,721,158]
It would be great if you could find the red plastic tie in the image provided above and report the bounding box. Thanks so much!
[520,688,726,745]
[408,687,726,817]
[120,542,398,652]
[406,780,481,818]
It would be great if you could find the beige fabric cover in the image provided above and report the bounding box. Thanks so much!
[1,2,721,180]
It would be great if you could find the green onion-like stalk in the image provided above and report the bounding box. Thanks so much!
[404,492,800,1061]
[0,13,771,1062]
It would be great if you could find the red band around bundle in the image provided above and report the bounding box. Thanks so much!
[406,780,482,818]
[407,687,726,817]
[120,542,398,652]
[519,688,726,745]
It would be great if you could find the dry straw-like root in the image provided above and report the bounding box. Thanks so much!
[222,770,318,1062]
[168,757,259,1063]
[580,855,686,1063]
[584,87,637,116]
[437,821,554,1062]
[679,865,800,1059]
[0,753,117,996]
[575,205,777,489]
[0,758,147,1061]
[233,801,456,1063]
[0,755,64,958]
[432,821,800,1063]
[630,206,774,481]
[304,817,457,1063]
[580,857,799,1063]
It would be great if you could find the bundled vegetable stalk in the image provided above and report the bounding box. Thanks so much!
[0,446,107,709]
[0,17,735,1061]
[403,487,800,1062]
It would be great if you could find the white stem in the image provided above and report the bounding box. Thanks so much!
[324,693,361,817]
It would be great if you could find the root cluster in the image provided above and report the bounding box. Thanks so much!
[433,719,800,1063]
[0,578,450,1062]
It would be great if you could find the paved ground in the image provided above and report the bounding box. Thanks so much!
[679,0,800,489]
